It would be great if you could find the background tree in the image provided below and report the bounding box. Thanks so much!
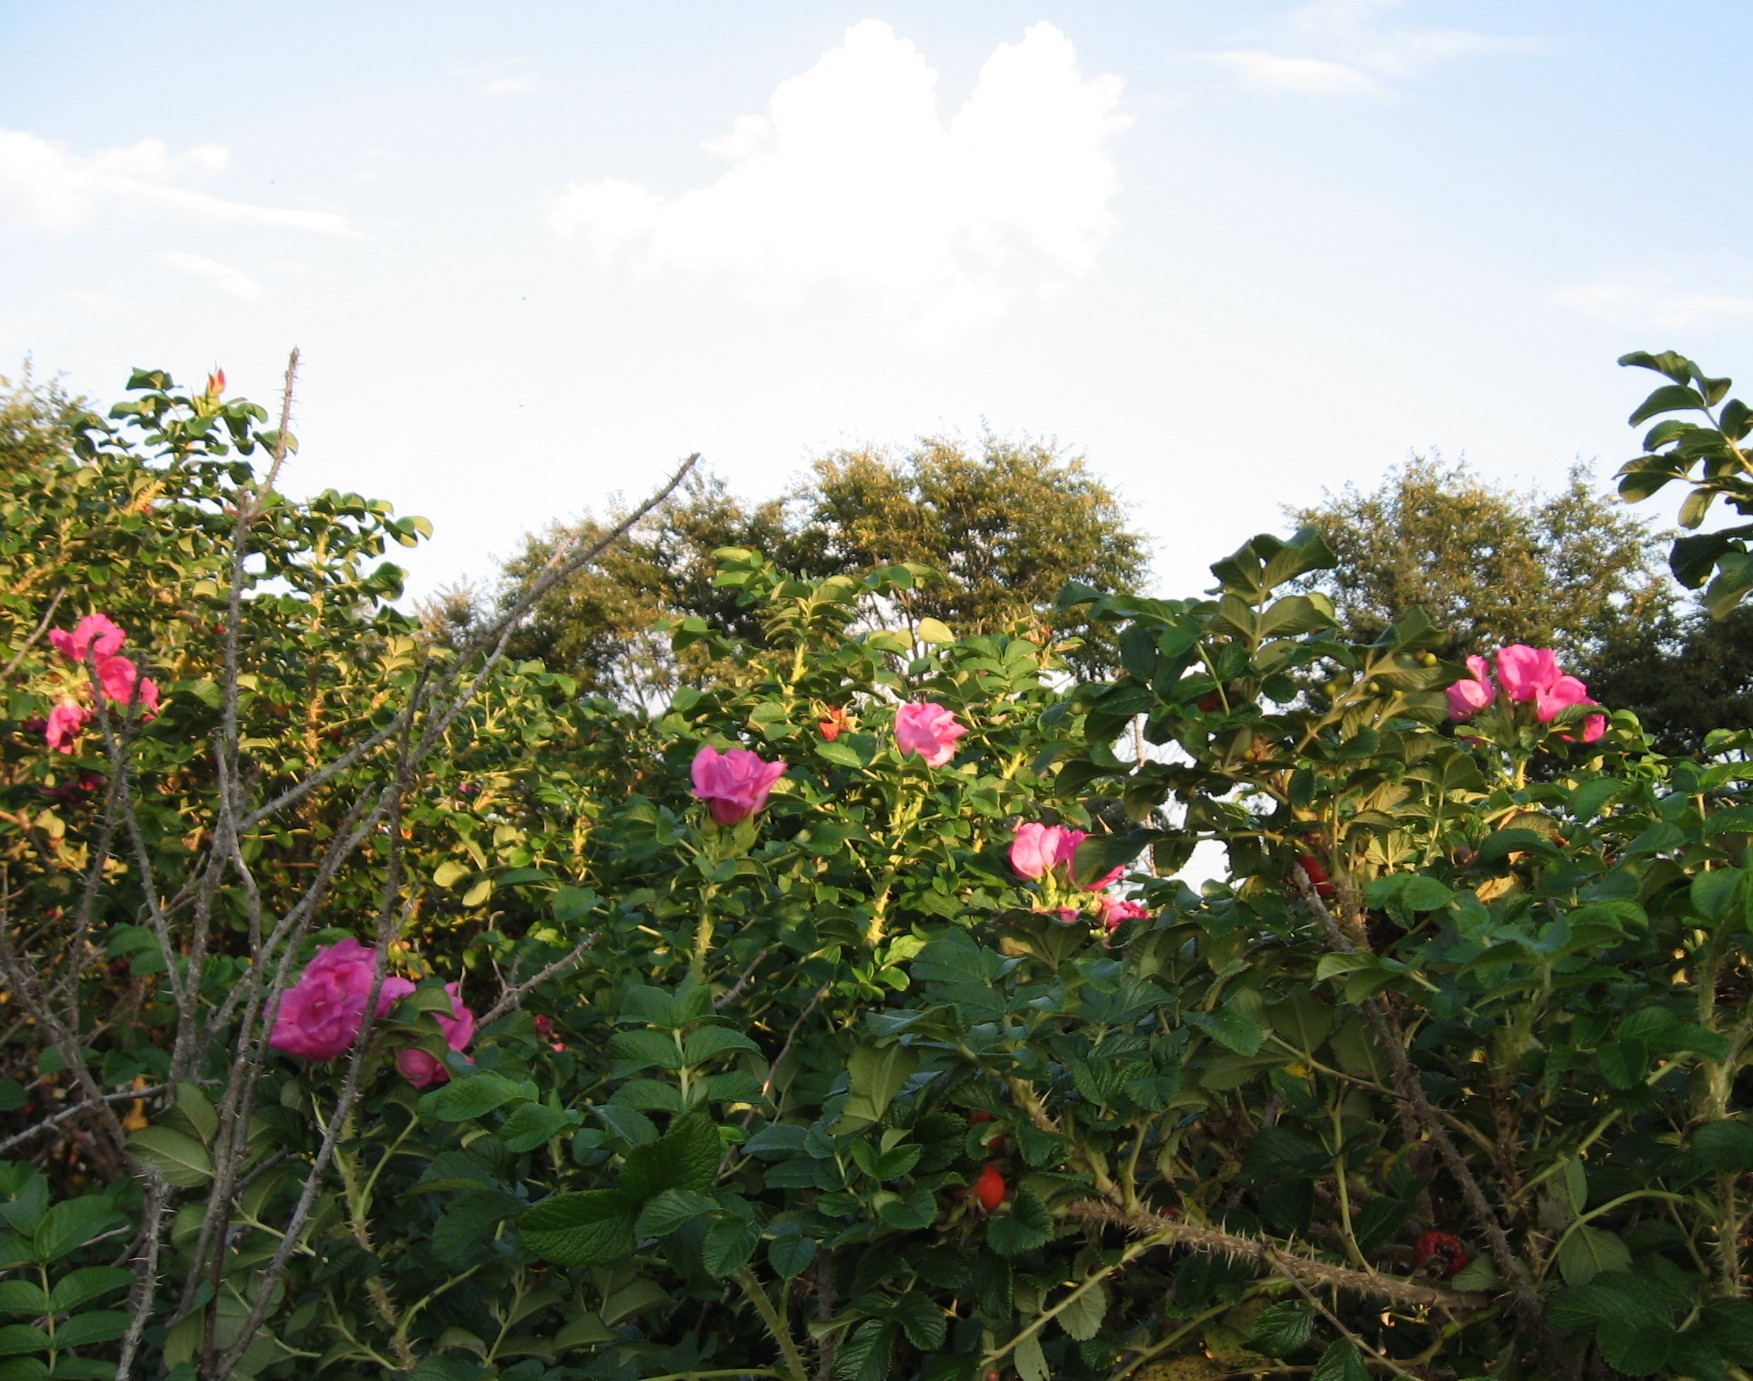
[1286,453,1680,675]
[477,432,1149,704]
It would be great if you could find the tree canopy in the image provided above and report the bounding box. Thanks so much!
[479,433,1148,705]
[1286,454,1679,674]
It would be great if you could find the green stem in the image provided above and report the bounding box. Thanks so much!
[732,1266,808,1381]
[982,1231,1175,1372]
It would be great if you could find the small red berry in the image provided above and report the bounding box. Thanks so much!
[1414,1230,1468,1278]
[1196,691,1223,712]
[970,1162,1006,1213]
[968,1110,994,1123]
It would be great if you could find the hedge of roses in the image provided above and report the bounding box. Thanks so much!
[1,361,1752,1381]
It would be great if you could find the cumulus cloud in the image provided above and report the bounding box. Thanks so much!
[1551,275,1753,332]
[544,21,1129,336]
[154,251,264,299]
[1203,0,1536,96]
[0,129,352,234]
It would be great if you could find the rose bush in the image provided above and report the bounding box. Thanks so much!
[3,360,1752,1381]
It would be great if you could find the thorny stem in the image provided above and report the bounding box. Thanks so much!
[1292,870,1579,1381]
[733,1266,809,1381]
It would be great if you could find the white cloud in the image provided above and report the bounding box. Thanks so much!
[457,61,542,96]
[1204,0,1536,96]
[0,129,353,235]
[154,251,264,299]
[1550,275,1753,331]
[1201,50,1380,95]
[544,21,1129,337]
[485,73,542,96]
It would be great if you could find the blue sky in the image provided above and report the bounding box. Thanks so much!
[3,1,1750,605]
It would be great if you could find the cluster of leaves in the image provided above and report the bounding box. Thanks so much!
[4,359,1753,1381]
[1617,350,1753,615]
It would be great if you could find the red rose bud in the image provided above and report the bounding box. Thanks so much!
[971,1162,1007,1213]
[1414,1230,1468,1278]
[1296,856,1335,899]
[207,368,226,396]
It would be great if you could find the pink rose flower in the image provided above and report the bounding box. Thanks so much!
[1532,675,1589,724]
[1008,822,1123,889]
[49,615,125,665]
[1009,822,1073,879]
[269,938,415,1062]
[395,983,476,1087]
[690,745,787,826]
[94,654,159,713]
[44,700,92,754]
[894,703,967,768]
[1445,655,1495,721]
[1494,645,1563,704]
[1100,897,1150,932]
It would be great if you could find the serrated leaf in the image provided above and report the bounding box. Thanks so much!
[634,1189,718,1237]
[499,1102,572,1153]
[620,1111,721,1201]
[1310,1340,1370,1381]
[768,1232,817,1280]
[0,1326,48,1358]
[701,1218,760,1277]
[1247,1300,1313,1357]
[48,1311,128,1349]
[986,1187,1054,1257]
[519,1190,638,1267]
[1186,1005,1264,1056]
[682,1026,761,1064]
[1693,1120,1753,1173]
[1056,1281,1106,1341]
[0,1284,47,1317]
[126,1126,212,1190]
[46,1267,133,1315]
[432,1189,522,1264]
[1014,1332,1049,1381]
[833,1044,919,1131]
[1558,1225,1631,1286]
[431,1073,522,1122]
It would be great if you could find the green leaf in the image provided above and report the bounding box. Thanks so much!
[499,1102,572,1153]
[1629,383,1706,427]
[833,1319,893,1381]
[916,617,955,644]
[1247,1300,1313,1357]
[1597,1039,1649,1090]
[887,1291,947,1350]
[519,1190,638,1267]
[768,1232,817,1280]
[1620,349,1698,385]
[1056,1281,1105,1341]
[0,1327,48,1359]
[682,1026,761,1064]
[1186,1005,1264,1056]
[432,1190,522,1264]
[986,1187,1054,1257]
[32,1198,125,1264]
[430,1073,522,1122]
[1558,1225,1632,1286]
[49,1311,129,1349]
[833,1045,919,1131]
[1014,1332,1049,1381]
[620,1111,721,1200]
[700,1217,760,1276]
[1310,1340,1371,1381]
[814,740,866,770]
[0,1284,47,1317]
[46,1267,133,1315]
[1693,1120,1753,1173]
[635,1188,719,1237]
[0,1358,47,1381]
[126,1126,212,1190]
